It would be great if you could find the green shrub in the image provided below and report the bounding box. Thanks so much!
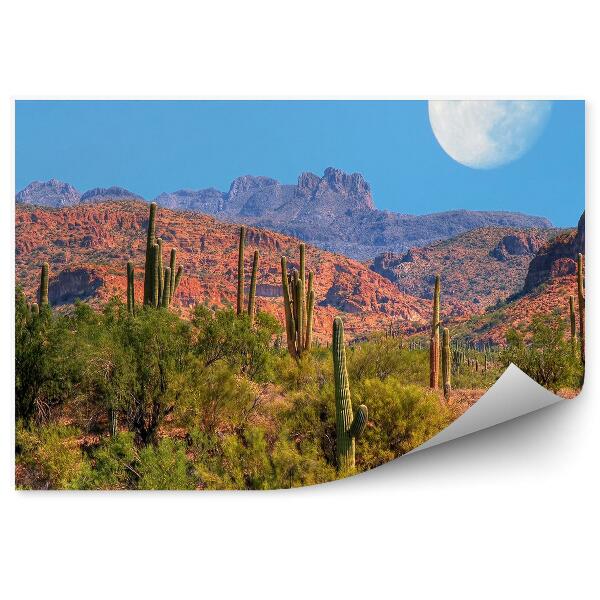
[76,433,137,490]
[353,378,450,469]
[499,314,583,392]
[16,423,90,489]
[137,438,194,490]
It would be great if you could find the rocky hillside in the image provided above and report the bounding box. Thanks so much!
[15,201,433,341]
[523,212,585,292]
[16,168,553,259]
[450,213,585,344]
[368,226,562,315]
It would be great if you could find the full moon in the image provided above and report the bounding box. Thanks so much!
[428,100,552,169]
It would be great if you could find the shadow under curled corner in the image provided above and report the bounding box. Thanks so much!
[408,363,564,455]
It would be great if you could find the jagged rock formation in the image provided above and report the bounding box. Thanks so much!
[368,226,562,314]
[523,212,585,292]
[15,179,81,207]
[489,232,544,261]
[16,169,553,259]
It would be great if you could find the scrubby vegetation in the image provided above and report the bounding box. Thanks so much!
[16,288,459,489]
[15,204,583,490]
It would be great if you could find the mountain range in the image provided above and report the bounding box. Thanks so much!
[15,168,553,259]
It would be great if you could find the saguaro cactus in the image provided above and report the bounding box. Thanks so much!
[281,245,316,359]
[248,250,259,322]
[127,261,135,315]
[577,253,585,364]
[143,202,157,305]
[333,316,368,473]
[169,249,177,305]
[161,267,172,308]
[429,275,441,389]
[237,226,246,316]
[441,327,451,400]
[39,262,49,306]
[156,238,164,304]
[569,295,577,354]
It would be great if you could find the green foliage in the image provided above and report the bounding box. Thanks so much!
[16,423,90,489]
[137,438,194,490]
[76,432,137,490]
[192,305,281,381]
[354,379,450,469]
[499,313,583,392]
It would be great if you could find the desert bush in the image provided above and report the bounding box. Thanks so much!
[76,432,137,490]
[353,378,450,469]
[192,306,281,381]
[137,438,194,490]
[16,423,90,489]
[499,314,582,392]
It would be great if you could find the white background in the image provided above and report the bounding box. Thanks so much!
[0,1,597,598]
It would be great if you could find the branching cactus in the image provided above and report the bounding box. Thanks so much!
[577,253,585,364]
[333,316,368,473]
[237,226,246,316]
[280,245,316,359]
[429,275,441,388]
[248,250,259,323]
[441,327,451,400]
[39,262,50,306]
[143,202,157,306]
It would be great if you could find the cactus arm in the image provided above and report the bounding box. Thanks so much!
[39,262,49,306]
[248,250,259,321]
[143,202,157,305]
[429,275,441,389]
[174,265,183,296]
[151,243,160,307]
[281,257,297,359]
[126,261,134,315]
[169,249,177,305]
[305,285,315,351]
[577,253,585,364]
[348,405,368,439]
[442,327,451,399]
[156,238,164,305]
[296,275,304,356]
[237,226,246,316]
[161,267,171,308]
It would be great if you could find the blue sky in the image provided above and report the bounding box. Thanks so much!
[15,100,584,226]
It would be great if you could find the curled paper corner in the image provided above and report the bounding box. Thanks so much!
[408,364,564,455]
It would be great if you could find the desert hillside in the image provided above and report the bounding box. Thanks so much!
[15,201,432,341]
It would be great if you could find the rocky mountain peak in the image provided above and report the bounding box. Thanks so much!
[80,186,144,203]
[227,175,279,198]
[16,179,81,207]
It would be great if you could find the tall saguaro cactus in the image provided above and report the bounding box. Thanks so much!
[333,317,368,473]
[237,226,246,316]
[143,202,157,306]
[39,262,50,306]
[441,327,451,400]
[281,244,316,359]
[577,253,585,365]
[429,275,441,389]
[569,295,577,355]
[248,250,259,323]
[127,261,135,315]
